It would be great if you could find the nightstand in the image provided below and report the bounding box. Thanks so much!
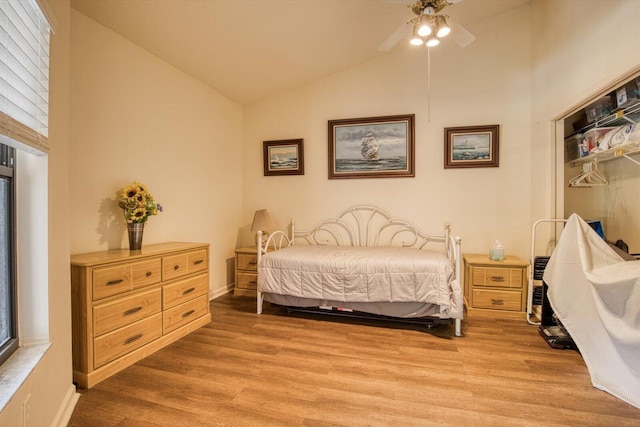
[234,247,259,296]
[463,254,529,312]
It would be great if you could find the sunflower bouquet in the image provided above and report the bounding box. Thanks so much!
[117,181,162,223]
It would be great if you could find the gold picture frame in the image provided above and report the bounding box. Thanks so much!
[328,114,415,179]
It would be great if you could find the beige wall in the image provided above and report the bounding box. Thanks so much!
[69,10,244,296]
[243,6,533,260]
[531,0,640,253]
[4,1,640,425]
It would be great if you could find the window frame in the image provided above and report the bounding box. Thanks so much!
[0,144,17,366]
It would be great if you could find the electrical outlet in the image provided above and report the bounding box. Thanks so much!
[22,393,31,427]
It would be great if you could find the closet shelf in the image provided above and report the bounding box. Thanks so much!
[571,139,640,166]
[572,99,640,137]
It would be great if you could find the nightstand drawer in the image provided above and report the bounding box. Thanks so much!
[163,294,209,334]
[472,289,522,311]
[472,267,523,288]
[236,272,258,290]
[237,253,258,272]
[93,313,162,369]
[93,288,162,336]
[162,273,208,309]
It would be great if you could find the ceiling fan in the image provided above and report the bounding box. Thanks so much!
[378,0,476,51]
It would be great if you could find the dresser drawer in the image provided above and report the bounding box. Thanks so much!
[93,265,132,300]
[471,267,524,289]
[93,313,162,369]
[163,274,208,309]
[472,289,522,311]
[162,249,209,281]
[163,294,209,334]
[132,258,162,289]
[162,253,188,281]
[237,253,258,272]
[93,288,162,336]
[187,249,208,275]
[236,272,258,290]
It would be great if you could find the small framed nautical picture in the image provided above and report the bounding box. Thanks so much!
[444,125,500,169]
[263,139,304,176]
[328,114,415,179]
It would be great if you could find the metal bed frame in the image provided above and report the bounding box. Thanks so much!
[255,204,463,336]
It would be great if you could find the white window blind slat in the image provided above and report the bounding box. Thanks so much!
[0,0,49,152]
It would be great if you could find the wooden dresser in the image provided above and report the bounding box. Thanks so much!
[71,242,211,388]
[463,253,529,312]
[234,246,258,296]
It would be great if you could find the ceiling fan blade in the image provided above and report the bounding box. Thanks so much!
[448,17,475,47]
[378,22,411,52]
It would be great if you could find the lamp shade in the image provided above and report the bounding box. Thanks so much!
[251,209,276,232]
[435,15,450,38]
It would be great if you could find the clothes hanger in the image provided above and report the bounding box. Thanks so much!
[569,160,608,187]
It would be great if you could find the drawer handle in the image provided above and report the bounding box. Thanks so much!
[182,309,195,318]
[193,259,204,265]
[106,279,124,286]
[248,261,257,265]
[249,281,257,285]
[123,306,142,316]
[182,287,196,295]
[489,276,505,282]
[124,334,143,345]
[173,265,180,271]
[491,299,504,305]
[146,271,153,277]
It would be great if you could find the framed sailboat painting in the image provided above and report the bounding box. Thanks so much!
[444,125,500,168]
[328,114,415,179]
[263,139,304,176]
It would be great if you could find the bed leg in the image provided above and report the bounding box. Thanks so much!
[257,291,263,314]
[454,318,462,337]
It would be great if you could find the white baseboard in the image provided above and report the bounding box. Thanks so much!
[52,384,80,427]
[209,286,231,300]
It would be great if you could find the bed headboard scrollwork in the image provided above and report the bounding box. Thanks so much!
[293,204,450,250]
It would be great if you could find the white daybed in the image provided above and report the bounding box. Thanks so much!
[255,205,464,336]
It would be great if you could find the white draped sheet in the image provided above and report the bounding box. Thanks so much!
[543,213,640,409]
[258,245,462,319]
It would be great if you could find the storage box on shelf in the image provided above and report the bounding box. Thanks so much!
[585,95,613,124]
[615,80,640,109]
[71,242,211,388]
[564,133,582,162]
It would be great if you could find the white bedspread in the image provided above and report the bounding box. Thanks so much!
[258,245,461,318]
[543,213,640,409]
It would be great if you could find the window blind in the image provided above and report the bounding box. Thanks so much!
[0,0,50,154]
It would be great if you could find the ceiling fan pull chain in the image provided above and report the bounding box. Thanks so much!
[427,46,431,123]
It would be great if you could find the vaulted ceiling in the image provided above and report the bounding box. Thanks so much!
[71,0,530,105]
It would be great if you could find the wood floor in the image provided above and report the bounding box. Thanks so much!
[68,293,640,426]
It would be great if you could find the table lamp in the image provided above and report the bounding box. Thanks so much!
[251,209,276,249]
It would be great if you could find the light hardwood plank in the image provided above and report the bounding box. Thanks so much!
[68,293,640,426]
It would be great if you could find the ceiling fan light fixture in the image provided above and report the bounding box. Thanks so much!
[409,26,424,46]
[425,34,440,47]
[416,13,432,37]
[435,15,451,38]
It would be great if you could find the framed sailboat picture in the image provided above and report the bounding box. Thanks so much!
[263,139,304,176]
[328,114,415,179]
[444,125,500,168]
